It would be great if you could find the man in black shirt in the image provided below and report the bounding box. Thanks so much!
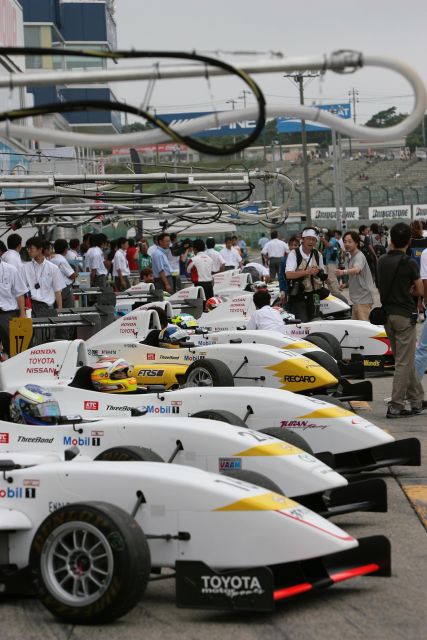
[377,223,424,418]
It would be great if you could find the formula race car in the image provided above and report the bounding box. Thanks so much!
[0,453,391,623]
[0,393,388,518]
[85,308,372,399]
[0,340,419,474]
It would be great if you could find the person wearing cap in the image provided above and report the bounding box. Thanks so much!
[285,227,326,322]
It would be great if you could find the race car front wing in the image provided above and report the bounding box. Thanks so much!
[175,535,391,611]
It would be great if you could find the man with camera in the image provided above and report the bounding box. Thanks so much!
[285,227,327,322]
[377,222,424,418]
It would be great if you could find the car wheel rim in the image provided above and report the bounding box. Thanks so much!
[186,368,214,386]
[41,521,114,606]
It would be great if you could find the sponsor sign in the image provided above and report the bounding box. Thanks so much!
[311,207,359,221]
[137,369,165,377]
[84,401,99,411]
[23,479,40,487]
[413,204,427,219]
[105,404,179,414]
[277,103,351,134]
[219,457,242,471]
[147,353,156,360]
[280,420,327,430]
[283,375,315,383]
[0,486,36,499]
[368,205,411,220]
[63,436,102,447]
[155,111,257,138]
[17,435,54,444]
[0,433,9,444]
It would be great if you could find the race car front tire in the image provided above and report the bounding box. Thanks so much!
[304,334,334,358]
[95,446,164,462]
[220,469,284,495]
[303,350,341,381]
[30,502,151,624]
[191,409,247,428]
[184,359,234,387]
[307,332,342,361]
[259,427,314,455]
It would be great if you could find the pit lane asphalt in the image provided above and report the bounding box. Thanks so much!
[2,372,427,640]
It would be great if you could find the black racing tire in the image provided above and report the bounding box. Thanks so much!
[95,446,164,462]
[30,502,151,624]
[307,332,342,361]
[304,350,341,381]
[184,359,234,387]
[304,334,335,358]
[259,427,313,455]
[191,409,247,428]
[221,469,284,494]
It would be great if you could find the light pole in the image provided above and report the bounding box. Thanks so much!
[283,72,319,224]
[348,88,359,157]
[226,99,238,159]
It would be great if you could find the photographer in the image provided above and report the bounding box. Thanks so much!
[285,227,327,322]
[169,233,190,292]
[377,222,424,418]
[335,231,375,321]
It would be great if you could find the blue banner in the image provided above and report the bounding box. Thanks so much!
[157,111,257,138]
[276,103,351,134]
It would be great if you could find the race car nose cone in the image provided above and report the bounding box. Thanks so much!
[267,357,338,393]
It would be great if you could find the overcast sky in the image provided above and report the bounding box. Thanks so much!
[113,0,427,124]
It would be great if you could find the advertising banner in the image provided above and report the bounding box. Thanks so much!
[156,112,257,138]
[368,206,411,220]
[277,103,351,134]
[413,204,427,219]
[311,207,359,221]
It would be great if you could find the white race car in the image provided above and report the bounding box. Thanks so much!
[0,453,391,623]
[0,404,387,518]
[0,340,419,474]
[86,307,371,399]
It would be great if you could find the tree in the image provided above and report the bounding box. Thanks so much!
[364,107,407,128]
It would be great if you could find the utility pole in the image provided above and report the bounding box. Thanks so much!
[238,90,251,108]
[226,100,238,159]
[284,72,319,225]
[348,88,359,157]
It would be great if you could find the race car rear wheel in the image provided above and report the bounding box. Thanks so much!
[303,350,341,381]
[30,502,151,624]
[259,427,314,455]
[305,334,334,358]
[307,332,342,361]
[95,446,164,462]
[221,469,284,495]
[191,409,247,428]
[184,359,234,387]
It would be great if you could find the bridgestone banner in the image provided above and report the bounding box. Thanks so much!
[413,205,427,219]
[368,205,411,220]
[311,207,359,221]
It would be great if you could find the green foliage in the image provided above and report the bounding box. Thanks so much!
[364,107,407,128]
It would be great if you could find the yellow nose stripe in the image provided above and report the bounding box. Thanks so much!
[215,492,297,511]
[297,406,354,419]
[281,341,316,350]
[234,443,302,457]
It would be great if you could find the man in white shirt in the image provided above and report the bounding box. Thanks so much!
[285,227,326,322]
[0,259,27,355]
[147,236,158,257]
[219,237,242,270]
[51,239,78,308]
[247,290,285,333]
[24,237,64,318]
[242,261,270,282]
[261,230,289,280]
[86,233,108,288]
[187,239,214,299]
[205,237,225,273]
[113,237,131,291]
[2,233,24,273]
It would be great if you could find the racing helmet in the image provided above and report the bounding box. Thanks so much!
[205,296,223,311]
[158,325,190,346]
[171,313,198,329]
[91,358,137,393]
[10,384,61,426]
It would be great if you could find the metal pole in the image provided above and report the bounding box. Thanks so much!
[331,129,341,227]
[297,75,312,224]
[337,133,347,230]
